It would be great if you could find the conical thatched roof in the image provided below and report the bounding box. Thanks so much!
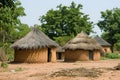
[63,31,101,50]
[11,28,58,49]
[94,35,111,46]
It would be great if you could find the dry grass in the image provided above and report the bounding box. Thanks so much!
[0,60,120,80]
[114,63,120,70]
[50,67,103,78]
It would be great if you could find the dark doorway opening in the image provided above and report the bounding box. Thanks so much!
[58,53,62,59]
[104,48,107,52]
[89,51,93,60]
[48,48,51,62]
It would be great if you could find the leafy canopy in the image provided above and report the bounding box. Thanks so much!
[97,8,120,52]
[0,0,14,8]
[39,2,93,45]
[0,0,30,47]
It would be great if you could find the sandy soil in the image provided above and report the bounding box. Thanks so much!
[0,59,120,80]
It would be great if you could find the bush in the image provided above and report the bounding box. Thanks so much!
[105,53,120,59]
[1,62,8,68]
[4,43,14,61]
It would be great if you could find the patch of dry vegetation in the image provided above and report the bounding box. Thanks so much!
[114,63,120,70]
[50,67,103,78]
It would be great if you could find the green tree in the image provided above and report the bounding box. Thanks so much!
[0,0,26,47]
[10,24,31,42]
[0,0,14,8]
[97,8,120,52]
[39,2,93,45]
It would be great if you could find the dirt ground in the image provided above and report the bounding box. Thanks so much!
[0,59,120,80]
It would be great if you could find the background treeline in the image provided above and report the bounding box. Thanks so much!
[0,0,120,61]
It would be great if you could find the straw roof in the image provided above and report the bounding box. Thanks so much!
[94,35,111,46]
[63,31,101,50]
[56,46,65,53]
[11,28,58,49]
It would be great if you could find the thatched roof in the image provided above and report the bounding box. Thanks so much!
[94,35,111,46]
[63,32,101,50]
[11,28,59,49]
[56,46,65,53]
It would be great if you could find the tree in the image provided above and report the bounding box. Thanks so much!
[97,8,120,52]
[0,0,14,8]
[39,2,93,45]
[0,0,26,47]
[10,24,31,42]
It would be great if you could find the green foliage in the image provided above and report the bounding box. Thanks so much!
[1,62,8,68]
[3,43,14,61]
[0,0,26,47]
[54,35,74,46]
[0,0,14,8]
[40,1,93,43]
[0,0,30,63]
[11,24,31,41]
[114,41,120,51]
[97,8,120,52]
[105,53,120,59]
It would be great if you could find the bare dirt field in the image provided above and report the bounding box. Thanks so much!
[0,59,120,80]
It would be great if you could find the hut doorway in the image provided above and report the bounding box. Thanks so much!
[48,48,51,62]
[58,53,62,59]
[89,51,93,60]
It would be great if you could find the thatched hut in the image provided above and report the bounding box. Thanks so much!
[63,32,102,62]
[56,46,65,60]
[94,35,111,54]
[11,28,58,63]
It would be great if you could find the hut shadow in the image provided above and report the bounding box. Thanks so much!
[9,61,24,64]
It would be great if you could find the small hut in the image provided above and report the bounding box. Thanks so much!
[94,35,111,54]
[56,46,65,60]
[63,32,102,62]
[11,28,58,63]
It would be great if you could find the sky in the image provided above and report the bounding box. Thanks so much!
[19,0,120,36]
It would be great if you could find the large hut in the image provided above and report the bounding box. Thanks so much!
[94,35,111,54]
[63,32,102,62]
[11,28,58,63]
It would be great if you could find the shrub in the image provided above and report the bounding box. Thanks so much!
[105,53,120,59]
[3,43,14,61]
[1,62,8,68]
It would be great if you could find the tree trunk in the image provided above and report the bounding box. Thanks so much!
[111,45,114,53]
[2,30,5,48]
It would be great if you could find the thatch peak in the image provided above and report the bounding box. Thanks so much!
[11,28,59,49]
[76,31,88,38]
[63,32,101,50]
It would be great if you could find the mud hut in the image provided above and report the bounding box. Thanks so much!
[56,46,65,60]
[63,32,102,62]
[11,28,58,63]
[94,35,111,53]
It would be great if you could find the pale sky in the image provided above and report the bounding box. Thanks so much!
[19,0,120,36]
